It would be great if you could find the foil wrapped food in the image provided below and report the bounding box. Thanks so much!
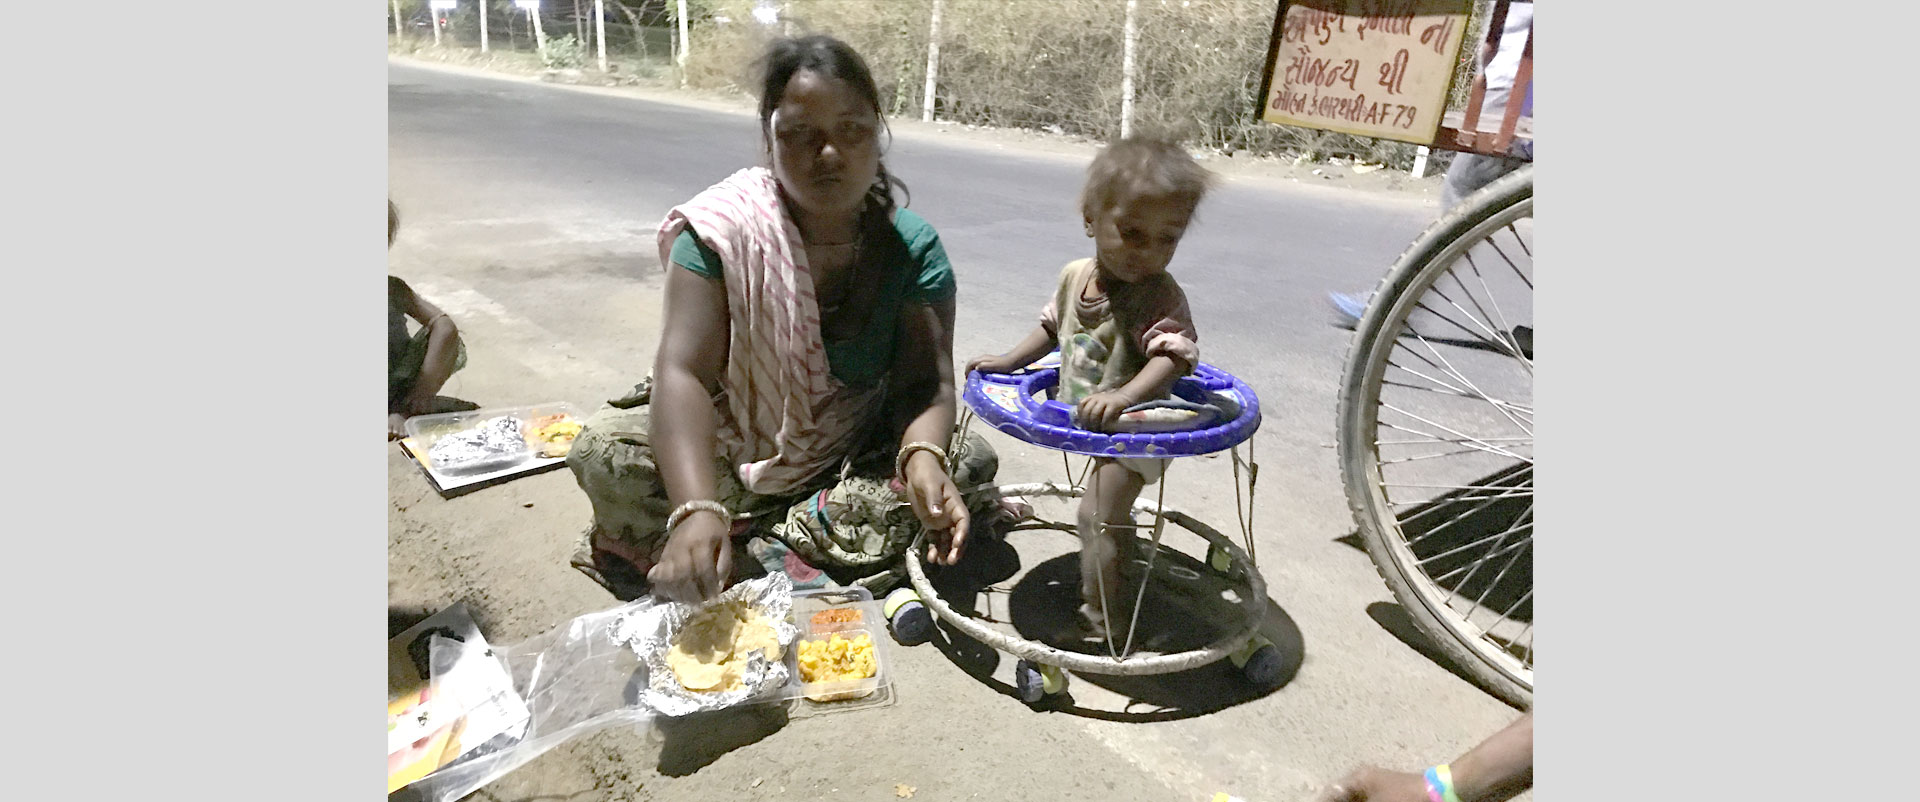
[624,573,799,717]
[427,415,530,472]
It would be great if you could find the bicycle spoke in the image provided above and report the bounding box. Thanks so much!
[1493,229,1532,286]
[1415,515,1534,567]
[1386,482,1533,491]
[1377,436,1533,446]
[1442,264,1518,361]
[1382,378,1532,415]
[1391,490,1533,506]
[1423,285,1507,351]
[1461,252,1522,350]
[1432,536,1529,585]
[1460,509,1532,622]
[1497,586,1534,624]
[1402,484,1532,547]
[1380,405,1532,461]
[1383,368,1533,418]
[1377,444,1509,465]
[1406,338,1534,435]
[1414,290,1533,372]
[1376,421,1532,463]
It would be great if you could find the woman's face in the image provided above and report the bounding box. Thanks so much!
[768,70,881,222]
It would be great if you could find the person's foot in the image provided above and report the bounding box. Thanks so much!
[1075,599,1135,647]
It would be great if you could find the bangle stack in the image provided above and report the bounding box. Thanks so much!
[666,499,730,533]
[1424,764,1462,802]
[895,441,950,482]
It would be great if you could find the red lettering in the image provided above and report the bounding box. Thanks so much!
[1378,48,1410,95]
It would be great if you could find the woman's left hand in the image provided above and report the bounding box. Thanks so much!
[903,452,969,565]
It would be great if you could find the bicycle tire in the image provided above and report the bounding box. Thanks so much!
[1338,167,1534,708]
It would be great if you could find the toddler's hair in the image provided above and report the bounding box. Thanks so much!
[389,200,400,246]
[1080,137,1214,221]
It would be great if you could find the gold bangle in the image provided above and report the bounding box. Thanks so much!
[666,500,730,533]
[895,441,950,482]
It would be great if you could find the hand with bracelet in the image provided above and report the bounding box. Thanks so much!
[1314,713,1532,802]
[897,440,970,566]
[648,500,733,603]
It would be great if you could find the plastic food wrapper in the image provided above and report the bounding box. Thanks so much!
[394,598,665,802]
[628,573,800,717]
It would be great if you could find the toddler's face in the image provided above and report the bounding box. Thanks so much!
[1087,191,1193,283]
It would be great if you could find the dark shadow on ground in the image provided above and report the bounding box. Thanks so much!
[616,663,788,777]
[1336,461,1531,709]
[651,704,789,777]
[1367,602,1526,712]
[1335,462,1532,621]
[922,528,1301,722]
[390,605,441,640]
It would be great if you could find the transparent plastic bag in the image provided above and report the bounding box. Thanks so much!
[393,597,663,802]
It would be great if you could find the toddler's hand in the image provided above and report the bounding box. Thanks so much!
[964,353,1020,376]
[1075,390,1136,432]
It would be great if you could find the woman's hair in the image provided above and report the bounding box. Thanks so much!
[388,200,400,246]
[1080,137,1213,221]
[756,34,907,215]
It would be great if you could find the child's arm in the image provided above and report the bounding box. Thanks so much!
[1077,281,1199,431]
[1075,353,1191,431]
[394,280,462,416]
[964,324,1056,376]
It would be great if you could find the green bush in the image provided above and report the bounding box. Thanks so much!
[543,33,587,69]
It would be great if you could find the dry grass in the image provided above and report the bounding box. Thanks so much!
[411,0,1505,169]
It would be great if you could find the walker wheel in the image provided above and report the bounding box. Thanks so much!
[1207,544,1232,574]
[1231,635,1284,688]
[885,588,934,646]
[1015,659,1066,703]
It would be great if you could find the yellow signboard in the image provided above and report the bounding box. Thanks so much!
[1257,0,1474,145]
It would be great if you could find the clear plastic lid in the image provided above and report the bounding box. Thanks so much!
[764,587,894,715]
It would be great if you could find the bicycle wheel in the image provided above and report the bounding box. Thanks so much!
[1338,167,1533,708]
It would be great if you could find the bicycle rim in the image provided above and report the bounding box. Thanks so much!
[1340,168,1534,706]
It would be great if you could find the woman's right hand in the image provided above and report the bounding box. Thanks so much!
[647,511,732,602]
[964,353,1019,376]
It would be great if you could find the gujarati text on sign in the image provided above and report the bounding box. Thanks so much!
[1257,0,1473,146]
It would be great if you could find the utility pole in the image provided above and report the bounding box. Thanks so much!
[676,0,689,87]
[516,0,547,60]
[392,0,404,41]
[595,0,607,71]
[921,0,943,122]
[1120,0,1138,139]
[430,0,458,47]
[481,0,490,52]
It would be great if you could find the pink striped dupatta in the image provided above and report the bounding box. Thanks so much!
[655,167,882,496]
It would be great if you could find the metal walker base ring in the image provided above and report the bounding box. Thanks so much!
[904,481,1268,677]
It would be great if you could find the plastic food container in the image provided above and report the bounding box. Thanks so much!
[405,402,584,475]
[794,628,883,702]
[781,587,892,708]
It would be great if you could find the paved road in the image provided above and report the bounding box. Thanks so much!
[387,59,1525,802]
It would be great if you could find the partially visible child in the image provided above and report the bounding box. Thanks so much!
[965,138,1212,639]
[389,200,468,440]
